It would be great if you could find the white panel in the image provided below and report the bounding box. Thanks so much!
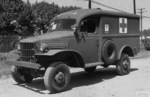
[119,18,128,34]
[124,18,127,23]
[124,28,127,33]
[119,28,123,33]
[119,18,122,23]
[105,24,109,32]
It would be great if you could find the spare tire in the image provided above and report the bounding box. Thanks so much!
[101,40,117,65]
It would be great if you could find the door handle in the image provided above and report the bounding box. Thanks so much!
[96,40,99,47]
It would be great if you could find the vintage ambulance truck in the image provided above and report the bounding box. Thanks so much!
[6,8,140,93]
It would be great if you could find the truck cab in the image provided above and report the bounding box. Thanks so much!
[6,8,140,93]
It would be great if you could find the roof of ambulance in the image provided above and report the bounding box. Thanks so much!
[54,8,140,21]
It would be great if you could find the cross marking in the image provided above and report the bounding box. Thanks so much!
[119,18,127,33]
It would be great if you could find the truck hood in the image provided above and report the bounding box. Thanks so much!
[20,31,74,43]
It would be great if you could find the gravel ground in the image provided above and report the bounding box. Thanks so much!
[0,51,150,97]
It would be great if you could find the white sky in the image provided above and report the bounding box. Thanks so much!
[24,0,150,30]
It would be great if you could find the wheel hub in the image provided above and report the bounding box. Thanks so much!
[55,72,65,84]
[122,60,129,69]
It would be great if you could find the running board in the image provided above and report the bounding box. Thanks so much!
[85,62,104,68]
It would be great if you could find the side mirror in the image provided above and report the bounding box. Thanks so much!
[74,25,82,43]
[74,26,86,43]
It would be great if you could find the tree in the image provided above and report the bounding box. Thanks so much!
[60,6,80,13]
[32,2,61,33]
[0,0,35,36]
[32,1,80,34]
[16,0,35,36]
[0,0,80,36]
[0,4,4,13]
[0,0,24,35]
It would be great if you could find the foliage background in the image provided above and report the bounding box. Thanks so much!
[0,0,80,52]
[0,0,79,36]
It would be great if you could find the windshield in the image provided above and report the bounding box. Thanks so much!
[48,19,76,31]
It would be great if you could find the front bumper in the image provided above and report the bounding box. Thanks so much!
[5,60,41,69]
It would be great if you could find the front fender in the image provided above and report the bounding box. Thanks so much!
[35,49,85,67]
[35,49,82,57]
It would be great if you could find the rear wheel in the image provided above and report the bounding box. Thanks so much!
[116,54,130,75]
[145,45,150,51]
[84,66,96,73]
[11,65,33,84]
[44,62,71,93]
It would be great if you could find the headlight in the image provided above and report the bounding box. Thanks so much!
[39,44,44,52]
[17,43,21,50]
[38,43,49,53]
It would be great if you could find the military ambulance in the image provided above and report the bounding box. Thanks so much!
[6,8,140,93]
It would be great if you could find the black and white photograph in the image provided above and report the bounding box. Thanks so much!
[0,0,150,97]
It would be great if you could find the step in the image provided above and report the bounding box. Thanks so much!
[85,62,104,68]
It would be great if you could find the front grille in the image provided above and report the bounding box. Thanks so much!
[20,43,35,61]
[20,43,34,50]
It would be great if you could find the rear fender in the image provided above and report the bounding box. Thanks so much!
[118,45,134,59]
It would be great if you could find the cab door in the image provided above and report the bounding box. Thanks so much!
[74,16,100,63]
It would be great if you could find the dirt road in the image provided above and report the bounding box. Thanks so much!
[0,53,150,97]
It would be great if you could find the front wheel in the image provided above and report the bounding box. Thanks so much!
[11,65,33,84]
[44,62,71,93]
[116,54,131,75]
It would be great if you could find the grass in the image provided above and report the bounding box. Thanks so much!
[0,61,11,78]
[0,51,18,78]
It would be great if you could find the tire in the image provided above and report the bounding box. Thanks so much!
[102,40,117,65]
[44,62,71,93]
[145,45,150,51]
[116,54,131,75]
[84,66,96,73]
[11,65,33,84]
